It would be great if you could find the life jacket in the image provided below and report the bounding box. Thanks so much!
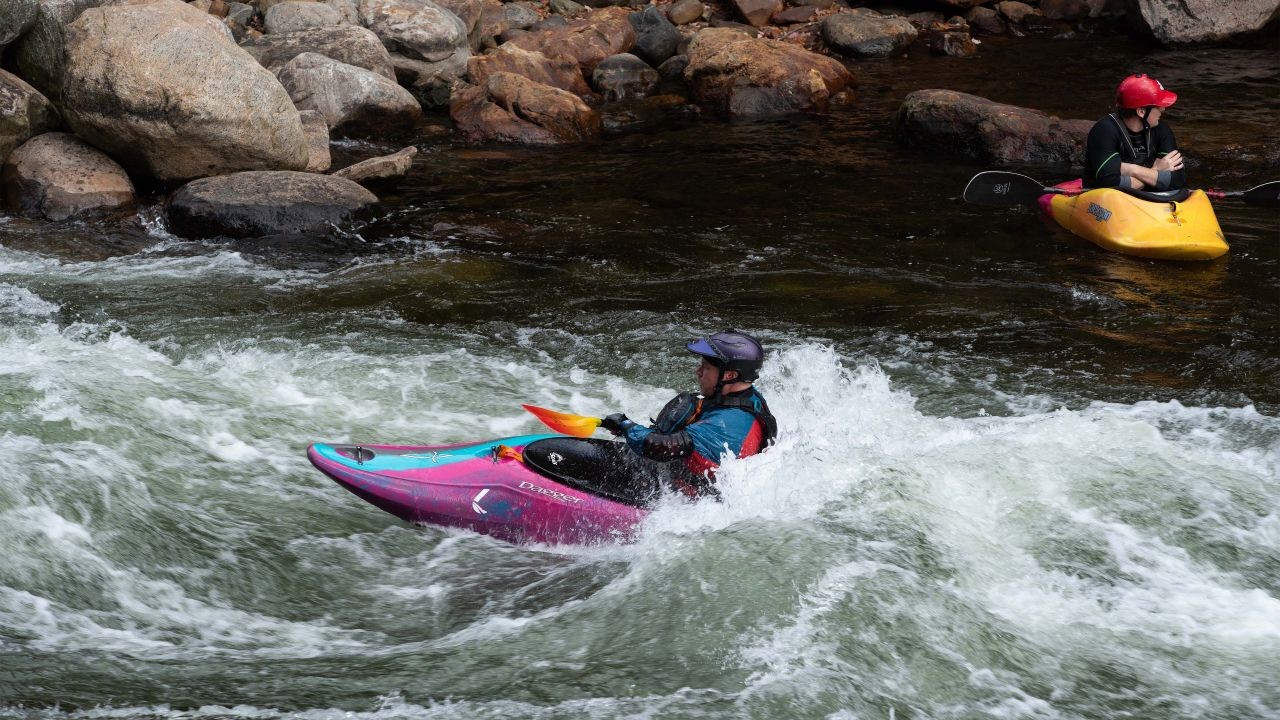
[1108,113,1154,167]
[655,388,777,498]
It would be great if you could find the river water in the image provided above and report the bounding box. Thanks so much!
[2,34,1278,720]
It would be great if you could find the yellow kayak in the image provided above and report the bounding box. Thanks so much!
[1038,180,1228,261]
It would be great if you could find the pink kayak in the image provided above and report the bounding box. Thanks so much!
[307,434,653,544]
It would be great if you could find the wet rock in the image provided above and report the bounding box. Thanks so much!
[592,53,658,101]
[667,0,704,25]
[895,89,1091,164]
[0,70,59,166]
[550,0,585,16]
[822,11,918,57]
[934,0,988,7]
[1126,0,1280,44]
[1,132,134,220]
[600,94,697,132]
[1085,0,1125,16]
[629,6,680,66]
[266,1,344,32]
[927,29,977,55]
[467,43,592,96]
[358,0,470,80]
[278,52,423,136]
[299,109,332,172]
[166,170,377,239]
[1040,0,1088,20]
[657,54,688,83]
[730,0,783,27]
[906,10,944,27]
[449,71,602,144]
[332,146,416,184]
[63,0,308,182]
[502,2,540,30]
[773,6,818,23]
[504,7,635,75]
[684,27,854,117]
[995,0,1036,23]
[0,0,39,48]
[241,25,397,80]
[966,6,1006,34]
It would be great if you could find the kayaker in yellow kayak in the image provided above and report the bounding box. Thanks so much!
[1084,74,1187,192]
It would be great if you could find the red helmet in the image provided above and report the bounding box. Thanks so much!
[1116,74,1177,109]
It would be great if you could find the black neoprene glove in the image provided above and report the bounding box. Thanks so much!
[600,413,630,435]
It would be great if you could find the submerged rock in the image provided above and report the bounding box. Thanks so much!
[166,170,378,238]
[2,132,134,220]
[895,89,1091,164]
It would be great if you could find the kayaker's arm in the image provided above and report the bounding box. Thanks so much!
[617,421,694,461]
[1151,124,1187,190]
[1084,121,1129,189]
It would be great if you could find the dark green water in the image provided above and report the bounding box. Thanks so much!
[1,34,1278,720]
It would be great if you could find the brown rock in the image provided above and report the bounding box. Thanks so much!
[667,0,703,24]
[895,88,1092,164]
[468,44,592,96]
[821,12,918,58]
[449,71,602,144]
[773,6,817,24]
[2,132,134,220]
[730,0,782,27]
[966,5,1005,34]
[927,30,977,56]
[332,146,416,183]
[299,109,332,172]
[504,6,636,75]
[684,27,854,117]
[1040,0,1087,20]
[935,0,990,7]
[994,0,1037,23]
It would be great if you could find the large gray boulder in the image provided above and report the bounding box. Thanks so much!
[10,0,105,101]
[895,89,1092,164]
[359,0,470,80]
[822,11,918,57]
[278,53,423,135]
[628,6,679,66]
[0,0,39,48]
[265,1,345,33]
[591,53,658,101]
[62,0,308,181]
[241,25,397,80]
[1,70,59,166]
[1,132,134,220]
[1125,0,1280,44]
[166,171,377,238]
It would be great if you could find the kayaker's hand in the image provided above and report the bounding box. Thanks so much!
[601,413,630,436]
[1154,150,1183,172]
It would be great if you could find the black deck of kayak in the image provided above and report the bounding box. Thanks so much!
[523,437,671,507]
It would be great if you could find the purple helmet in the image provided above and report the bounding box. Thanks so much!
[687,330,765,381]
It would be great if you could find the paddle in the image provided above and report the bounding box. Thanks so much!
[964,171,1280,207]
[522,404,602,438]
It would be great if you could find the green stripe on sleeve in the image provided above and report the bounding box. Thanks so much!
[1095,152,1120,177]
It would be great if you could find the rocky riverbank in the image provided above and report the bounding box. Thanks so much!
[0,0,1276,238]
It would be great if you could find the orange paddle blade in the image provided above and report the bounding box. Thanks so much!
[521,404,602,437]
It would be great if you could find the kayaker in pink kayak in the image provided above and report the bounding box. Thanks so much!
[1084,74,1187,192]
[598,330,778,498]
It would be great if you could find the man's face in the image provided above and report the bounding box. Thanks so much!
[696,358,736,395]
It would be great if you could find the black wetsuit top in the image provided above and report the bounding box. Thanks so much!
[1083,113,1186,191]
